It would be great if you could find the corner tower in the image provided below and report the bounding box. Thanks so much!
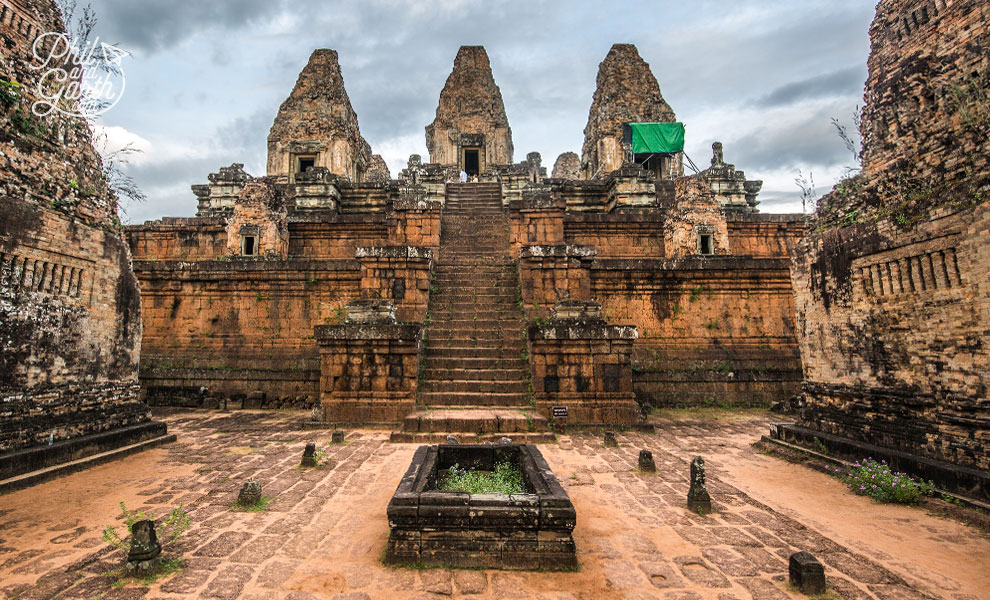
[581,44,681,179]
[426,46,514,175]
[267,49,372,183]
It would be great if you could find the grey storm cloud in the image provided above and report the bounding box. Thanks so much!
[754,66,866,108]
[85,0,287,53]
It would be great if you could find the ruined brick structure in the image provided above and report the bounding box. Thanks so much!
[128,43,805,436]
[426,46,513,174]
[266,50,372,183]
[581,44,681,180]
[0,0,169,482]
[778,0,990,499]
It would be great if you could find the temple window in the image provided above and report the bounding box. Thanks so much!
[241,235,257,257]
[698,234,714,256]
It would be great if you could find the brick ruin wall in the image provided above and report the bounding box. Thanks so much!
[0,0,160,462]
[791,0,989,471]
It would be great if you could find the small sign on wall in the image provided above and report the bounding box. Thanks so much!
[552,406,568,419]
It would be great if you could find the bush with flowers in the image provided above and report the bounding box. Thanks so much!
[824,458,936,504]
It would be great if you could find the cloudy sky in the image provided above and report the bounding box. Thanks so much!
[79,0,876,223]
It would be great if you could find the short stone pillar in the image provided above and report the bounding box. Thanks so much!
[639,450,656,472]
[315,300,422,426]
[237,480,262,505]
[387,190,441,254]
[518,245,597,319]
[355,246,434,322]
[687,456,713,514]
[331,430,346,444]
[301,443,318,467]
[508,185,565,257]
[789,551,826,594]
[125,520,161,575]
[603,431,619,447]
[528,300,640,426]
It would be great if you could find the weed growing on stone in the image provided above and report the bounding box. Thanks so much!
[825,458,935,504]
[101,502,190,553]
[232,496,274,512]
[439,462,525,494]
[104,557,184,588]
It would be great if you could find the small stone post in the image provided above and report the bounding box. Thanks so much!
[301,442,318,467]
[789,551,827,594]
[237,480,261,506]
[638,449,656,472]
[687,456,713,514]
[603,431,618,447]
[125,520,162,575]
[331,430,345,444]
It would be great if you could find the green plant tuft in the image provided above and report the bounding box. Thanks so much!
[825,458,935,504]
[439,462,525,495]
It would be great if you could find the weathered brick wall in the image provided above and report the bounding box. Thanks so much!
[564,213,665,259]
[286,218,387,260]
[727,214,806,258]
[792,0,990,472]
[135,259,362,409]
[129,218,228,260]
[0,0,160,461]
[592,258,802,408]
[355,246,433,322]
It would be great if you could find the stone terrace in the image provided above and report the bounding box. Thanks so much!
[0,409,986,600]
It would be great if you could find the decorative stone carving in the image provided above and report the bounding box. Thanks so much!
[551,152,581,180]
[301,442,318,467]
[700,142,762,213]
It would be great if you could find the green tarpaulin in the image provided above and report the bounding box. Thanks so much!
[628,122,685,154]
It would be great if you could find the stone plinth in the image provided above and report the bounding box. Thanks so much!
[315,301,422,425]
[508,185,565,257]
[518,245,597,318]
[387,192,442,254]
[355,246,434,322]
[385,444,577,570]
[293,167,341,211]
[527,301,640,426]
[608,164,657,208]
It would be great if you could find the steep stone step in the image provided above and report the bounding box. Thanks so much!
[422,368,528,381]
[419,379,528,394]
[418,392,532,407]
[400,408,547,434]
[423,357,527,370]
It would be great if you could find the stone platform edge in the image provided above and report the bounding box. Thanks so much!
[767,423,990,504]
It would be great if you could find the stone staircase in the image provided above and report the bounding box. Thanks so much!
[391,183,551,442]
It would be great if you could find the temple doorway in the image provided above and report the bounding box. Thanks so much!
[463,147,480,176]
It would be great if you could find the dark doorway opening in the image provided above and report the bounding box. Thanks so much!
[634,153,668,179]
[464,148,480,176]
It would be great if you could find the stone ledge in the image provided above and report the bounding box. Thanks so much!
[519,245,598,259]
[769,423,990,502]
[0,421,172,483]
[314,323,422,342]
[592,257,791,271]
[528,323,638,341]
[355,246,434,260]
[133,259,361,273]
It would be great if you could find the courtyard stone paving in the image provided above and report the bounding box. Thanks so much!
[0,409,986,600]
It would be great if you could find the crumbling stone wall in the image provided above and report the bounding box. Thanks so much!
[426,46,513,168]
[581,44,680,179]
[791,0,990,475]
[267,49,372,183]
[0,0,163,469]
[224,180,289,259]
[551,152,580,180]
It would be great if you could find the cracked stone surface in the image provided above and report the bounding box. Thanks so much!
[0,408,986,599]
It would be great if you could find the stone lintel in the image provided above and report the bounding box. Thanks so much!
[519,245,597,260]
[355,246,435,261]
[314,323,422,342]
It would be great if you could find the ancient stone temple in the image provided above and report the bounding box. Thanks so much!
[581,44,681,180]
[266,49,372,183]
[128,42,806,438]
[0,0,170,484]
[775,0,989,499]
[426,46,513,175]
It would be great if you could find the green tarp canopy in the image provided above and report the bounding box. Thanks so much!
[627,122,685,154]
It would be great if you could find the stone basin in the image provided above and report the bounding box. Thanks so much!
[384,443,577,570]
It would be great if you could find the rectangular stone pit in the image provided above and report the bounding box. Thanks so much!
[385,444,577,570]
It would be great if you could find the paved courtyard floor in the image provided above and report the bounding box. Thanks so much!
[0,409,987,600]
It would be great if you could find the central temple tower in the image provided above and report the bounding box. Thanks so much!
[426,46,514,175]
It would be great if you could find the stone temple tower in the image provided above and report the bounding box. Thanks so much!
[267,49,373,183]
[581,44,681,179]
[426,46,514,176]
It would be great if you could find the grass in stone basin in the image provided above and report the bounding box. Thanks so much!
[438,462,526,494]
